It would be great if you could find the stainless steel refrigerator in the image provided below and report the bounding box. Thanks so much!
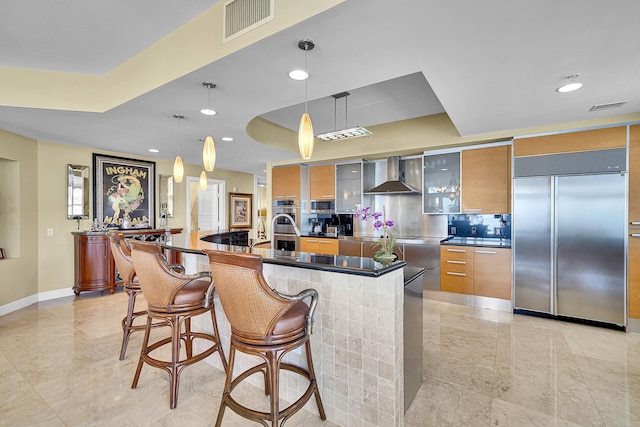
[513,149,626,326]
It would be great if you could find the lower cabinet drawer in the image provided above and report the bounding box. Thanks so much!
[441,269,473,294]
[439,245,512,298]
[300,238,339,255]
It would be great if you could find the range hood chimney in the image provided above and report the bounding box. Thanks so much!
[365,156,420,194]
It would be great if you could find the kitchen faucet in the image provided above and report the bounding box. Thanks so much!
[270,213,302,248]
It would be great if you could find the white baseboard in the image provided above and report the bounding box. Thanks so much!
[0,287,75,317]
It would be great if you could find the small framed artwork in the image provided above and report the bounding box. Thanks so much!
[93,154,155,229]
[229,192,252,229]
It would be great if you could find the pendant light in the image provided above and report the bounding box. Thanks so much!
[199,170,208,191]
[297,39,315,160]
[172,114,184,183]
[202,82,217,171]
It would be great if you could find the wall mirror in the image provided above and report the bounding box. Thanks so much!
[67,164,90,219]
[159,174,174,218]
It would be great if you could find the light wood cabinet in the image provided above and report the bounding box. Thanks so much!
[440,245,511,299]
[629,125,640,318]
[473,248,512,300]
[300,237,339,255]
[440,245,473,294]
[461,145,511,214]
[513,126,627,157]
[629,235,640,318]
[272,165,301,200]
[310,164,335,200]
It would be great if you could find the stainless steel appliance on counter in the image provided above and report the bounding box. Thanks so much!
[513,148,626,327]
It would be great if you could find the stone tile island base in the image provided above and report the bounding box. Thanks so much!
[185,253,404,427]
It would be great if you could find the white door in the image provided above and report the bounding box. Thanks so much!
[186,177,225,233]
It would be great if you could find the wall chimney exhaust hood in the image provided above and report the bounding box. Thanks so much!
[365,156,420,194]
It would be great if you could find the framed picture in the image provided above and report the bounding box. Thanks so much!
[93,154,155,229]
[229,192,252,229]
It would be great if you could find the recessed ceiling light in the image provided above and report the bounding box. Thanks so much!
[556,74,583,93]
[222,137,234,142]
[148,148,160,153]
[289,70,308,80]
[201,108,216,116]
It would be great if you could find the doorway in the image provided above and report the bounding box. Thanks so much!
[186,176,226,233]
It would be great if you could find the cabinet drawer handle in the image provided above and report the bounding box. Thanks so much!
[446,248,467,253]
[306,239,318,243]
[632,222,640,225]
[322,195,334,198]
[319,241,332,244]
[631,234,640,238]
[475,250,497,254]
[446,260,466,265]
[446,272,467,277]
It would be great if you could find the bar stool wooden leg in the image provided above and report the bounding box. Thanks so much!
[119,288,144,360]
[209,306,228,372]
[131,316,152,389]
[266,350,280,427]
[305,340,326,419]
[169,316,181,409]
[215,344,236,427]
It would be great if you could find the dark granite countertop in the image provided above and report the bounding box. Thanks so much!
[160,232,405,278]
[339,235,446,245]
[440,236,511,248]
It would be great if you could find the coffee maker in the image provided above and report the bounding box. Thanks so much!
[332,214,353,236]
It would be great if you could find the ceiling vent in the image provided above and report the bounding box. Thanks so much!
[589,101,628,112]
[223,0,274,43]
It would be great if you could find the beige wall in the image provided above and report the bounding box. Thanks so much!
[0,130,39,305]
[1,133,254,307]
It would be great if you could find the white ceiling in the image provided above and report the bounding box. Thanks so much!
[1,0,640,176]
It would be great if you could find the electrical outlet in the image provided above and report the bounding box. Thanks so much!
[47,228,54,236]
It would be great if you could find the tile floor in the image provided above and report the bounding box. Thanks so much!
[1,290,639,426]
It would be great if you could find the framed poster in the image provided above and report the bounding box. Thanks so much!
[93,154,155,228]
[229,192,252,228]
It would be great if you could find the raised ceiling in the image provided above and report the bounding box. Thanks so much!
[1,0,639,176]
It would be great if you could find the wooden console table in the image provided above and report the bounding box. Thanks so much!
[71,228,183,296]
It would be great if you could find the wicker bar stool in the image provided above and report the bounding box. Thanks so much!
[205,249,326,427]
[129,240,227,409]
[106,232,175,360]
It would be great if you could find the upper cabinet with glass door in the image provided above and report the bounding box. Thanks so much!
[423,151,461,214]
[335,161,375,214]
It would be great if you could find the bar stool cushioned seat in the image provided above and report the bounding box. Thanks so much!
[129,240,227,409]
[205,249,326,427]
[106,232,175,360]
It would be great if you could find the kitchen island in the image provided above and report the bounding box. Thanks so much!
[160,232,420,427]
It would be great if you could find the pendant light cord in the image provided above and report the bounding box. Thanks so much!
[208,87,212,135]
[304,48,309,114]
